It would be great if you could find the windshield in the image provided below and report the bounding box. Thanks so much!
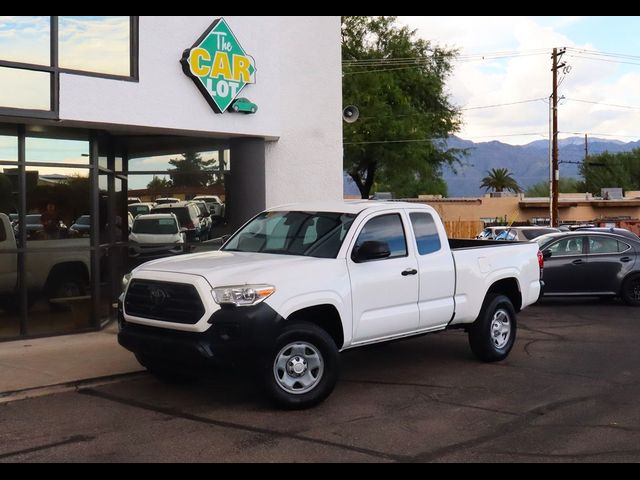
[26,214,42,224]
[128,205,149,216]
[75,216,91,225]
[222,211,357,258]
[133,218,178,235]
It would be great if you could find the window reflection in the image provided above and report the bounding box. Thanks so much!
[59,16,130,76]
[25,166,91,244]
[0,67,50,110]
[0,16,50,66]
[0,254,21,339]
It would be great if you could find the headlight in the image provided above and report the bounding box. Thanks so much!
[212,284,275,307]
[122,273,132,292]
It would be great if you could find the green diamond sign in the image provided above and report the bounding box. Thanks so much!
[181,18,257,114]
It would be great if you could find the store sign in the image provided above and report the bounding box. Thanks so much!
[181,18,256,113]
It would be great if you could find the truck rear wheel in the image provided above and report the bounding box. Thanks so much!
[621,274,640,306]
[468,294,516,362]
[264,322,339,410]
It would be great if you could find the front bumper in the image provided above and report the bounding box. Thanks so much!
[118,300,284,368]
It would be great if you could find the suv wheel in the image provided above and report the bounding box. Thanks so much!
[621,274,640,306]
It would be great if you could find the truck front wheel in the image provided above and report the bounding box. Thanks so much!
[468,294,517,362]
[264,322,340,410]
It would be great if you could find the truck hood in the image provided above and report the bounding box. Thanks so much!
[134,250,327,286]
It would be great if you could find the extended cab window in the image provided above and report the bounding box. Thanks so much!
[353,214,407,259]
[588,236,630,254]
[409,212,441,255]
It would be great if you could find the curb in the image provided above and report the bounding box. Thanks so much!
[0,371,147,405]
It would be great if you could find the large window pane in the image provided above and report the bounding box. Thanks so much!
[27,248,92,335]
[59,16,130,76]
[0,16,50,66]
[0,254,21,339]
[26,134,89,165]
[0,125,17,162]
[25,166,91,245]
[0,66,50,110]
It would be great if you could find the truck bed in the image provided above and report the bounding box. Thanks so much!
[448,238,528,249]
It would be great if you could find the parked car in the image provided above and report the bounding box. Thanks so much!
[128,197,142,205]
[119,201,542,409]
[495,226,560,241]
[151,202,206,242]
[476,226,508,240]
[70,215,91,237]
[193,195,225,221]
[128,203,155,219]
[570,226,640,242]
[128,213,185,259]
[154,197,181,205]
[536,231,640,305]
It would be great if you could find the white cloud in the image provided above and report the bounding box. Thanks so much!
[398,16,640,144]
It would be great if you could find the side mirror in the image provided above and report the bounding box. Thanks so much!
[543,250,552,260]
[352,240,391,263]
[180,227,188,233]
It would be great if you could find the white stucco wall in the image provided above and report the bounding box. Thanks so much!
[59,16,343,206]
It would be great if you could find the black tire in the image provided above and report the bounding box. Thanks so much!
[135,354,196,384]
[263,322,340,410]
[621,274,640,306]
[468,294,517,362]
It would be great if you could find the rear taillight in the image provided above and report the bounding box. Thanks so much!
[537,250,544,272]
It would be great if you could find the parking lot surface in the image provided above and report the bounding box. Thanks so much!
[1,298,639,462]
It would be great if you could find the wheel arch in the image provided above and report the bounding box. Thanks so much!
[485,277,522,312]
[285,304,344,349]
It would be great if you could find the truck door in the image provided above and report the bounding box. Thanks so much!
[348,212,420,343]
[0,214,17,292]
[407,211,455,330]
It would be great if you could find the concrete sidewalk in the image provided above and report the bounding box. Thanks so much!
[0,323,144,403]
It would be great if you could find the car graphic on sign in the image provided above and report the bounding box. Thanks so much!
[231,98,258,114]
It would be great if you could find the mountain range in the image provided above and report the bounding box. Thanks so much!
[343,136,640,197]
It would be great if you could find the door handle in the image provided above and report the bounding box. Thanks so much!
[401,268,418,276]
[571,259,584,265]
[620,257,632,263]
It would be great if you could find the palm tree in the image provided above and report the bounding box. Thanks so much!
[480,168,521,193]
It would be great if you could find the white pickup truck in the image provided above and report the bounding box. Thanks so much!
[118,202,542,409]
[0,213,90,311]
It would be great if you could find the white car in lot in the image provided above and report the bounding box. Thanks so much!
[193,195,225,221]
[128,213,185,259]
[119,201,542,409]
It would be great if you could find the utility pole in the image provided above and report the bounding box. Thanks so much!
[584,133,589,193]
[550,48,566,227]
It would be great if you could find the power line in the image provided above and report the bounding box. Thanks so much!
[462,97,548,111]
[565,47,640,61]
[567,54,640,67]
[560,131,640,139]
[566,98,640,111]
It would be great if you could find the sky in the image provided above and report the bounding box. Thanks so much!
[398,16,640,145]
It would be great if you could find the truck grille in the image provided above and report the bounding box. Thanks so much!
[125,280,205,324]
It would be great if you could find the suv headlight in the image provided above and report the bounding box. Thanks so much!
[122,273,132,292]
[212,284,275,307]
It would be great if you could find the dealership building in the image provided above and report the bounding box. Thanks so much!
[0,16,343,340]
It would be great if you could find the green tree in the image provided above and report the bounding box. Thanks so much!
[579,149,640,195]
[168,152,214,187]
[146,175,172,199]
[342,16,463,199]
[525,177,585,197]
[480,168,521,193]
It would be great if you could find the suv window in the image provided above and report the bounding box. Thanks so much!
[588,236,630,254]
[547,237,584,256]
[410,212,441,255]
[354,214,407,259]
